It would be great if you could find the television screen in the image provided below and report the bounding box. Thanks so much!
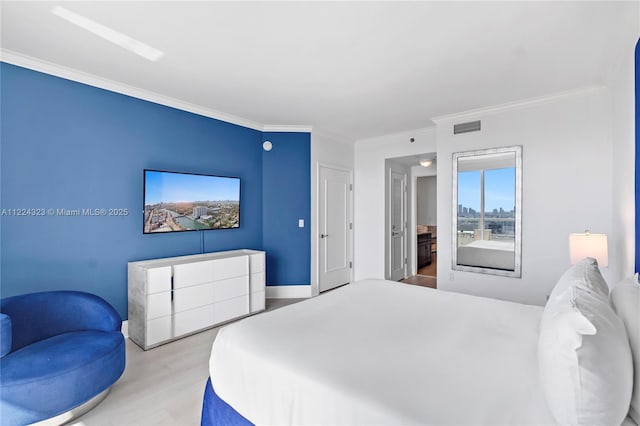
[143,169,240,233]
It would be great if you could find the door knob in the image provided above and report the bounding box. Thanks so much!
[320,234,329,238]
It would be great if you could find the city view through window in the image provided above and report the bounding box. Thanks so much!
[457,167,516,246]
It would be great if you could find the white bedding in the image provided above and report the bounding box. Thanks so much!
[457,240,515,270]
[210,279,555,425]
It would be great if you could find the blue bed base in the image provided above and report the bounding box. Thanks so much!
[635,38,639,274]
[201,377,253,426]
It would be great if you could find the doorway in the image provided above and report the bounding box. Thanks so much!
[416,175,437,278]
[385,154,437,287]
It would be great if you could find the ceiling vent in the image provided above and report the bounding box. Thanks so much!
[453,120,481,134]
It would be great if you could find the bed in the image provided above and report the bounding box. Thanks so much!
[457,239,515,270]
[202,261,639,426]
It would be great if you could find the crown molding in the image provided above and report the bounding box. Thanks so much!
[1,49,312,133]
[430,85,606,124]
[263,124,313,133]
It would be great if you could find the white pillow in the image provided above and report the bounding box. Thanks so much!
[611,276,640,424]
[547,257,609,303]
[539,268,633,426]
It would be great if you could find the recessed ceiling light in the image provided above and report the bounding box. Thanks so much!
[52,6,164,62]
[419,159,433,167]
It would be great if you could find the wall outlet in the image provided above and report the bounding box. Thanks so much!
[298,219,304,228]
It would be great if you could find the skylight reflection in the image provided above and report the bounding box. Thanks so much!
[52,6,164,62]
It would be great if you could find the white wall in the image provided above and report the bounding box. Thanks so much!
[435,88,615,306]
[310,132,354,295]
[609,36,638,282]
[354,127,437,280]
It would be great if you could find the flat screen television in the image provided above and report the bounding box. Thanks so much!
[143,169,240,234]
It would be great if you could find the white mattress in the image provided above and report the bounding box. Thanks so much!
[210,279,555,425]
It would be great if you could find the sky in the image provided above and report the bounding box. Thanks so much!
[458,167,515,212]
[144,170,240,205]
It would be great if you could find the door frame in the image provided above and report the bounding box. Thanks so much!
[314,162,354,296]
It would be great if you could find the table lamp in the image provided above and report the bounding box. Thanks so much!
[569,231,608,267]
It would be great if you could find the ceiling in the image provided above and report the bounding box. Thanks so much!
[389,154,437,168]
[1,1,638,142]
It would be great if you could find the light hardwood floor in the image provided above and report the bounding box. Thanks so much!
[72,298,303,426]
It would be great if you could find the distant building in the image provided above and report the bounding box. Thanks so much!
[193,206,208,218]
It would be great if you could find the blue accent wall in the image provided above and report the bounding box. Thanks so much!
[635,38,639,273]
[0,63,311,317]
[262,132,311,286]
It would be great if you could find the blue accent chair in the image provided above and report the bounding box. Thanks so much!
[0,291,126,425]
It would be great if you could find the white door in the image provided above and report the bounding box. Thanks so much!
[390,171,406,281]
[319,166,352,292]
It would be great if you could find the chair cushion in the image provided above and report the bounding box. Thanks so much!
[0,330,125,425]
[0,291,122,352]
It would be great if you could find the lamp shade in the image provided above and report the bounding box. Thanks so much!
[569,232,608,266]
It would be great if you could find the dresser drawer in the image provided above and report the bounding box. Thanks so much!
[249,253,265,274]
[146,316,172,346]
[173,260,215,288]
[214,296,249,324]
[174,304,215,336]
[173,282,215,313]
[250,272,265,293]
[146,292,171,321]
[250,291,265,312]
[213,256,248,281]
[214,275,249,302]
[146,267,172,294]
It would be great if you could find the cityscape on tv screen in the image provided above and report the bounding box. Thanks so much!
[144,171,240,233]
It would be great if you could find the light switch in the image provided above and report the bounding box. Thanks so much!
[298,219,304,228]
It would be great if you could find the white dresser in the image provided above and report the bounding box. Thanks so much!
[128,249,265,350]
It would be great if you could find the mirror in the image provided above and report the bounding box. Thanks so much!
[452,146,522,277]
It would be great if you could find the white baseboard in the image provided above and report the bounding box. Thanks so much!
[266,285,312,299]
[121,320,129,338]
